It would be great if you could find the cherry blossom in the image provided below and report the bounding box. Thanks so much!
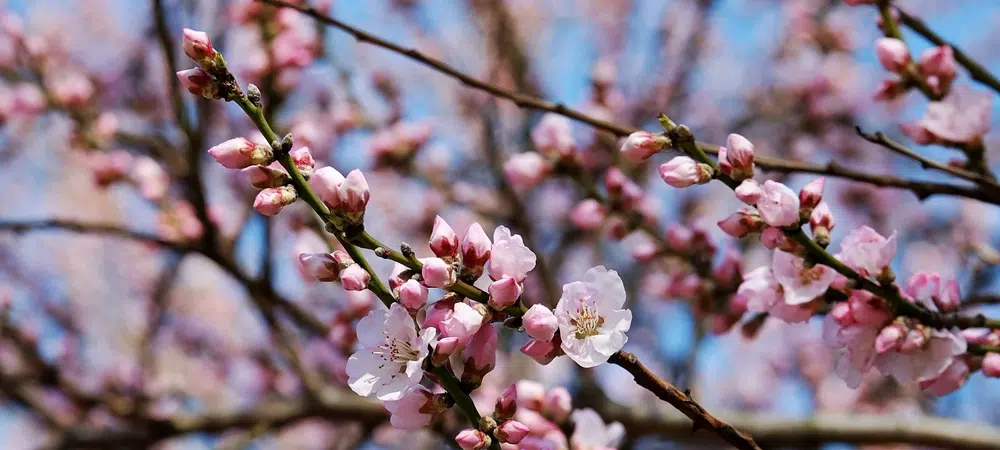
[346,303,436,401]
[569,408,625,450]
[555,266,632,368]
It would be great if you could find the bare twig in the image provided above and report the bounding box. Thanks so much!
[896,8,1000,96]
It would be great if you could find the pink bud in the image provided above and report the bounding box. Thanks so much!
[397,279,428,311]
[504,152,551,190]
[432,336,461,365]
[421,257,456,288]
[496,420,529,444]
[242,164,289,189]
[619,131,666,162]
[455,429,489,450]
[488,276,522,310]
[429,216,460,259]
[874,79,908,102]
[757,180,800,227]
[522,304,558,342]
[339,264,370,291]
[290,147,315,178]
[253,185,297,216]
[936,279,960,312]
[208,137,273,169]
[717,208,763,238]
[659,156,713,188]
[330,250,354,268]
[665,224,693,253]
[176,68,218,99]
[734,179,761,205]
[462,324,498,375]
[298,253,338,282]
[182,28,217,64]
[799,177,825,210]
[983,353,1000,377]
[918,46,956,92]
[569,199,606,230]
[875,38,910,73]
[717,146,733,176]
[461,223,492,272]
[520,338,559,365]
[542,387,572,422]
[875,323,906,353]
[495,384,518,420]
[337,169,370,217]
[310,166,345,210]
[809,201,835,230]
[725,133,755,179]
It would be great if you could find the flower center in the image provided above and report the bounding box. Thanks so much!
[798,265,826,285]
[569,300,604,340]
[374,336,420,365]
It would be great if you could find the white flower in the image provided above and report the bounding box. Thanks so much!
[555,266,632,368]
[570,408,625,450]
[771,250,836,305]
[346,303,436,401]
[488,226,537,282]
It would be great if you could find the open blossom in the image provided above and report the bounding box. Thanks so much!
[346,303,436,401]
[921,358,970,396]
[900,86,992,145]
[875,328,967,389]
[823,313,879,388]
[836,226,897,278]
[738,266,813,323]
[440,301,486,345]
[771,250,836,305]
[570,408,625,450]
[384,385,435,429]
[904,272,960,312]
[757,180,800,227]
[488,226,536,282]
[555,266,632,368]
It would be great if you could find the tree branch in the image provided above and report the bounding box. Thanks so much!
[896,8,1000,96]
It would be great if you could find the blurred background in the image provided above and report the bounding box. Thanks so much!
[2,0,1000,448]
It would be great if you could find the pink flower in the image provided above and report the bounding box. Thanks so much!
[397,279,428,312]
[901,86,992,144]
[347,303,436,400]
[338,169,370,218]
[89,150,133,187]
[429,216,460,260]
[848,291,892,326]
[290,147,314,178]
[523,304,558,342]
[462,323,498,377]
[47,70,94,107]
[339,264,370,291]
[718,208,764,238]
[874,79,908,102]
[242,164,289,189]
[208,138,273,169]
[253,185,297,216]
[983,353,1000,377]
[920,358,969,396]
[531,113,576,159]
[521,338,561,365]
[809,202,835,232]
[739,266,782,314]
[569,199,606,230]
[659,156,712,188]
[310,166,345,210]
[440,301,485,345]
[543,388,572,422]
[456,429,489,450]
[875,328,966,386]
[875,323,906,354]
[556,266,631,368]
[384,385,435,430]
[495,384,518,420]
[904,272,960,312]
[619,131,666,162]
[488,226,536,282]
[823,315,879,388]
[757,180,800,227]
[836,226,897,278]
[771,250,836,305]
[182,28,217,65]
[176,68,218,99]
[461,223,492,277]
[504,152,551,190]
[421,257,456,288]
[725,133,755,179]
[917,46,956,93]
[570,408,625,450]
[875,38,910,73]
[298,253,338,282]
[488,276,522,310]
[799,177,825,210]
[734,179,761,205]
[497,420,529,444]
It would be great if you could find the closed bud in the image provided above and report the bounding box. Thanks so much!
[461,223,492,275]
[496,420,529,444]
[421,257,457,288]
[725,133,755,179]
[432,336,461,365]
[297,253,338,282]
[875,38,910,73]
[242,164,289,189]
[799,177,825,210]
[619,131,667,163]
[659,156,713,188]
[983,353,1000,378]
[455,429,489,450]
[290,147,315,178]
[397,279,428,312]
[520,338,561,365]
[429,216,460,260]
[494,384,518,420]
[569,199,606,230]
[734,179,761,205]
[522,304,558,342]
[337,169,370,220]
[918,46,957,94]
[338,264,370,291]
[542,387,572,422]
[176,68,219,99]
[488,276,522,310]
[253,185,297,216]
[182,28,217,66]
[310,166,345,210]
[503,152,551,190]
[717,208,764,238]
[875,322,907,353]
[208,137,273,169]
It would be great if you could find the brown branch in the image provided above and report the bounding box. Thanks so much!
[896,8,1000,96]
[609,351,761,450]
[0,219,191,251]
[258,0,1000,206]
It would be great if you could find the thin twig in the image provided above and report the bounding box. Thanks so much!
[896,8,1000,96]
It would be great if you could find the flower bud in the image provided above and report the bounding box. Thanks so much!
[503,152,551,190]
[310,166,345,210]
[337,169,370,220]
[182,28,217,66]
[421,257,457,288]
[569,199,606,230]
[875,38,910,73]
[717,208,764,238]
[983,353,1000,378]
[799,177,825,210]
[461,223,492,275]
[456,429,490,450]
[242,164,289,189]
[619,131,667,163]
[757,180,800,227]
[253,185,297,216]
[495,384,518,420]
[918,46,957,94]
[496,420,529,445]
[429,216,460,260]
[290,147,315,178]
[176,68,219,99]
[725,133,755,180]
[298,253,338,282]
[659,156,713,188]
[208,137,273,169]
[462,324,498,381]
[522,304,558,342]
[734,179,761,205]
[488,276,522,310]
[397,279,428,312]
[432,336,461,365]
[542,387,572,423]
[339,264,370,291]
[875,323,906,353]
[520,338,561,365]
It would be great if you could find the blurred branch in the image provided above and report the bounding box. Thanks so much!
[0,219,190,251]
[896,8,1000,96]
[260,0,1000,206]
